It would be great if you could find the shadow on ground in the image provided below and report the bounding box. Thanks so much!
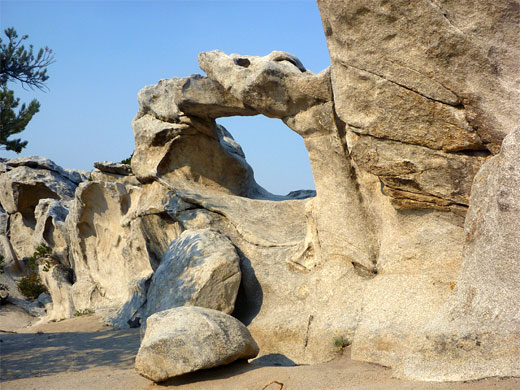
[158,353,296,387]
[159,360,257,387]
[0,328,141,381]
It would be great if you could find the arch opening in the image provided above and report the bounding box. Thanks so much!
[217,115,315,197]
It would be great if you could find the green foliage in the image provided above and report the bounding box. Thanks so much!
[0,27,55,89]
[0,86,38,152]
[25,243,53,273]
[120,152,133,165]
[16,273,46,299]
[16,243,51,299]
[0,27,55,153]
[74,308,94,317]
[34,243,52,259]
[333,335,351,350]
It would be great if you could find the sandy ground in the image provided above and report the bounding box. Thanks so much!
[1,306,519,390]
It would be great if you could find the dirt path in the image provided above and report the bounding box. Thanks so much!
[1,310,519,390]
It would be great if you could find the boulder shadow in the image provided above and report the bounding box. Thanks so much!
[157,353,297,386]
[250,353,297,367]
[231,247,263,326]
[157,359,257,387]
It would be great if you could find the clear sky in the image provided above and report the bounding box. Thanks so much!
[0,0,330,195]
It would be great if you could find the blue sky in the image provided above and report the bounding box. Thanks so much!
[1,0,330,195]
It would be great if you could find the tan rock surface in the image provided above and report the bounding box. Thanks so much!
[2,5,519,380]
[395,127,520,381]
[144,228,241,318]
[33,199,71,266]
[67,181,185,324]
[196,50,378,270]
[65,181,171,326]
[0,158,81,260]
[131,77,262,197]
[90,169,141,186]
[316,0,520,377]
[38,263,75,321]
[318,0,520,209]
[318,0,520,150]
[350,136,486,209]
[0,164,77,215]
[198,50,329,118]
[135,306,259,382]
[14,48,468,368]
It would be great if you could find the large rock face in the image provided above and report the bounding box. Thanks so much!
[135,306,259,382]
[65,180,183,327]
[65,181,153,322]
[126,49,471,366]
[318,0,520,209]
[131,75,259,198]
[0,49,474,366]
[316,0,520,374]
[394,127,520,381]
[0,157,81,259]
[197,51,383,270]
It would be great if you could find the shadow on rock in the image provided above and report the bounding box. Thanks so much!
[232,247,263,326]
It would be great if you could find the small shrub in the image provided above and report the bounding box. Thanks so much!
[33,243,51,259]
[74,308,95,317]
[333,335,351,350]
[120,152,133,165]
[17,273,47,299]
[17,243,51,299]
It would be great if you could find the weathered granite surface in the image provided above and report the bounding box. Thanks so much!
[395,127,520,381]
[135,306,259,382]
[1,2,518,380]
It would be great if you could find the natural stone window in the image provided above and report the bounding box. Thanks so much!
[217,115,315,197]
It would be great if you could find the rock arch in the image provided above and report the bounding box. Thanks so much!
[127,50,483,364]
[0,49,489,367]
[132,50,378,272]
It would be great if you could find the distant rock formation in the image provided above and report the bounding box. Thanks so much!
[1,0,518,382]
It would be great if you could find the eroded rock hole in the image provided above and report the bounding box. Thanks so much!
[18,183,60,224]
[234,58,250,68]
[217,115,315,197]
